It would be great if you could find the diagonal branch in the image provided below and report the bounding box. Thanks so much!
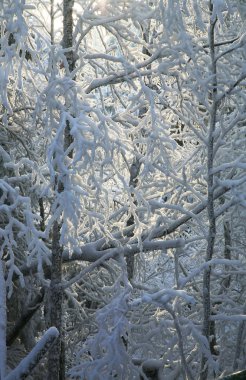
[5,327,59,380]
[85,49,164,93]
[7,288,45,347]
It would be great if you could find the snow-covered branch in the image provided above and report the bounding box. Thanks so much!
[5,327,59,380]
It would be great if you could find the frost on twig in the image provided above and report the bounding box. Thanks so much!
[0,180,50,296]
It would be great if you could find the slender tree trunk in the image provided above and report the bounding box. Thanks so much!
[0,260,6,379]
[222,221,231,289]
[50,0,54,45]
[126,158,142,279]
[200,3,218,379]
[47,1,75,379]
[126,20,153,279]
[62,0,75,73]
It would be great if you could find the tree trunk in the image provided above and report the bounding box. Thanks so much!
[126,158,142,280]
[47,1,75,379]
[200,2,218,379]
[0,260,6,379]
[126,21,154,279]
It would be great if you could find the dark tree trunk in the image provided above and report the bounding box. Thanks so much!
[47,2,75,379]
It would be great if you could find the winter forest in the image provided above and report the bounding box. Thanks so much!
[2,0,246,379]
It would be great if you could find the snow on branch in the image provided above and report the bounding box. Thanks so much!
[18,183,231,278]
[5,327,59,380]
[85,49,165,93]
[0,180,50,295]
[131,288,195,308]
[210,315,246,322]
[179,259,242,288]
[62,238,185,289]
